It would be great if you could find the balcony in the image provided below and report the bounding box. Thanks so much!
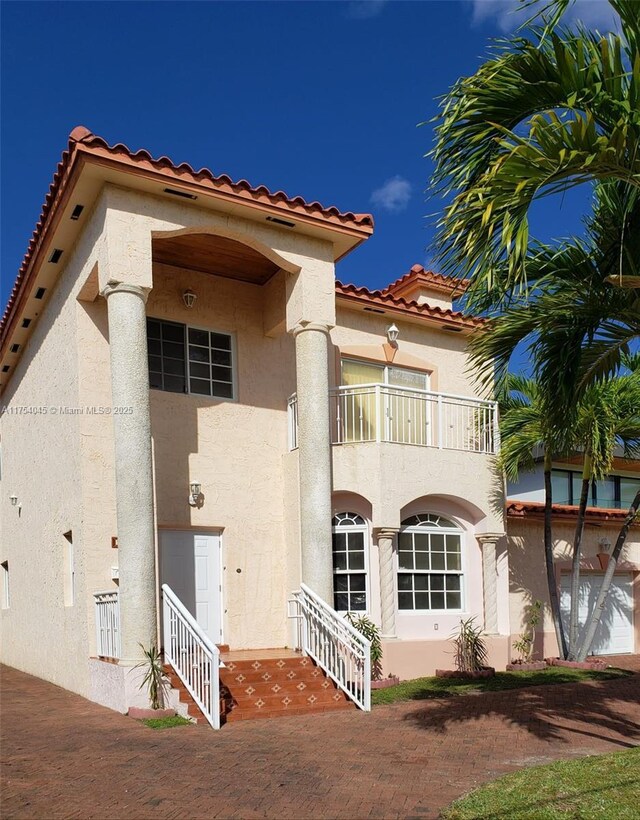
[288,383,499,454]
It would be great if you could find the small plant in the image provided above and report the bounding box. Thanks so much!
[452,617,488,673]
[346,612,383,680]
[133,642,170,710]
[512,600,542,663]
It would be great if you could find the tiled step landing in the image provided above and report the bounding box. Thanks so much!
[163,648,356,725]
[219,650,355,723]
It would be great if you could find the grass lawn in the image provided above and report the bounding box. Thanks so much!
[442,747,640,819]
[371,666,631,705]
[141,715,192,729]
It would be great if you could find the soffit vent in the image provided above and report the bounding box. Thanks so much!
[164,187,197,201]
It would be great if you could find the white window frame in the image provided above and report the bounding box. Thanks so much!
[148,317,237,402]
[397,514,465,613]
[332,512,369,614]
[1,561,9,609]
[64,532,75,607]
[340,358,431,391]
[185,323,237,402]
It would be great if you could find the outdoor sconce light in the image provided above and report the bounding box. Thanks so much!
[598,537,612,553]
[9,494,17,507]
[182,290,197,309]
[188,481,202,507]
[386,324,399,345]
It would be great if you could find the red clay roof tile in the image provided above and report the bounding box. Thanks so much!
[1,127,374,343]
[506,500,638,525]
[335,280,483,329]
[383,265,470,298]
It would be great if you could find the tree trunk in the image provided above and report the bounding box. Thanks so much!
[568,457,592,660]
[543,460,567,658]
[576,488,640,661]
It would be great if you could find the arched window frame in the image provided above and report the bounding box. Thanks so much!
[397,514,465,612]
[331,512,369,614]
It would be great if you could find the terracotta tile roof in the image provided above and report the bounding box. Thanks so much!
[335,280,484,329]
[1,126,374,343]
[506,500,638,525]
[383,265,470,299]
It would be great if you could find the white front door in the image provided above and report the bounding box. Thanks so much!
[159,530,222,644]
[560,573,634,655]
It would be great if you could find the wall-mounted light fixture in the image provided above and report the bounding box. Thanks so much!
[9,494,18,507]
[386,324,399,345]
[598,537,612,553]
[188,481,202,507]
[183,290,197,309]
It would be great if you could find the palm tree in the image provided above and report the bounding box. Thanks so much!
[430,0,640,298]
[499,366,640,661]
[498,374,569,658]
[565,367,640,658]
[468,180,640,428]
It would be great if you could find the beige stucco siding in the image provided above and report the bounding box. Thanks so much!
[508,517,640,657]
[146,264,296,649]
[0,221,101,696]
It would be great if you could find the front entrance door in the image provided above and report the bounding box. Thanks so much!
[159,530,222,644]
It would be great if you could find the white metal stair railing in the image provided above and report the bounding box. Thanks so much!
[94,590,121,659]
[291,583,371,711]
[162,583,221,730]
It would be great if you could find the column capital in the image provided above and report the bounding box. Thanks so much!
[476,532,505,546]
[102,281,150,302]
[374,527,400,540]
[290,320,333,338]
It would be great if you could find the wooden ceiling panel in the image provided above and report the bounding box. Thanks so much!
[152,234,279,284]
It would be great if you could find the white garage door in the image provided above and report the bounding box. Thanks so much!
[560,573,634,655]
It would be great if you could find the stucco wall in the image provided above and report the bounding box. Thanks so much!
[147,264,296,649]
[508,517,640,657]
[0,208,107,696]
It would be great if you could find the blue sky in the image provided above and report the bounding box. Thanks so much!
[1,0,617,312]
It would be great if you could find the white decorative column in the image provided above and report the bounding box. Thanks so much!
[293,321,333,604]
[477,533,504,635]
[375,528,398,638]
[103,282,156,663]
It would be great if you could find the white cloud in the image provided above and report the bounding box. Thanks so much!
[370,176,412,213]
[346,0,388,20]
[469,0,620,33]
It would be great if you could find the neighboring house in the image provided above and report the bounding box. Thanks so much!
[1,127,632,727]
[507,458,640,658]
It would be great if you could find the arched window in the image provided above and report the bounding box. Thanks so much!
[398,514,463,611]
[332,512,368,612]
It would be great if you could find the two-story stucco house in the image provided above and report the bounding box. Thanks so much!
[4,125,609,728]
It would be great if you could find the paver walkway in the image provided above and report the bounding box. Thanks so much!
[2,663,639,819]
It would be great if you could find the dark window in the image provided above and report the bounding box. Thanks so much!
[147,319,186,394]
[146,319,234,399]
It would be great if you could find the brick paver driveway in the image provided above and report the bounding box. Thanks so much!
[2,663,639,819]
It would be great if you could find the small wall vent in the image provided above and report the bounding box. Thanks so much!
[70,205,84,221]
[49,249,64,264]
[363,307,386,315]
[2,366,9,373]
[21,319,31,328]
[164,187,197,200]
[266,216,296,228]
[10,344,19,354]
[35,287,46,300]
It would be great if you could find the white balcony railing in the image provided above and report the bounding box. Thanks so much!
[288,384,498,454]
[94,590,121,659]
[290,583,371,711]
[162,583,221,730]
